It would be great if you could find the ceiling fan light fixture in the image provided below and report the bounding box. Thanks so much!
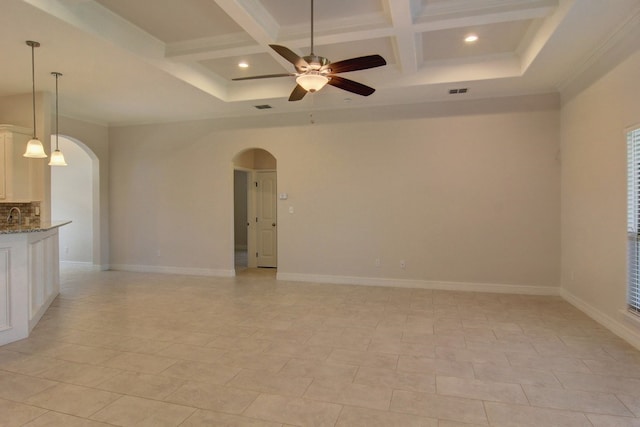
[232,0,385,101]
[296,72,328,93]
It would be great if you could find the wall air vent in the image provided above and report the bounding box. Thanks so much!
[449,88,468,94]
[254,104,272,110]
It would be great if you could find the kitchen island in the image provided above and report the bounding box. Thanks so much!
[0,221,70,346]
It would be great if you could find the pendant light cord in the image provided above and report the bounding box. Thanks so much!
[49,71,66,165]
[30,43,37,139]
[54,73,59,150]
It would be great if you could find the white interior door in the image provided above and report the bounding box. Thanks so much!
[256,171,277,267]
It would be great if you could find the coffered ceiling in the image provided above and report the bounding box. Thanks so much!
[1,0,639,125]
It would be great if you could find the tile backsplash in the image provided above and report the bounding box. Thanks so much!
[0,202,41,227]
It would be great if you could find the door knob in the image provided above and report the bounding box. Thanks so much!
[272,223,276,227]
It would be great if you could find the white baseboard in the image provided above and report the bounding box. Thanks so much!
[60,261,102,271]
[276,272,560,295]
[560,288,640,352]
[110,264,235,278]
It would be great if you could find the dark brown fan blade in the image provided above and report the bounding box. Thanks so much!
[288,84,307,101]
[327,75,375,96]
[232,73,294,81]
[269,45,309,70]
[325,54,386,74]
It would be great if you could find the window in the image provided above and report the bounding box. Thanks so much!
[627,127,640,315]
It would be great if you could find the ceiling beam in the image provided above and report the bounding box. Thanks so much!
[213,0,293,70]
[386,0,421,74]
[23,0,230,101]
[415,0,557,31]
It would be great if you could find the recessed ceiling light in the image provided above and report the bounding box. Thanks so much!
[238,61,249,68]
[465,34,478,43]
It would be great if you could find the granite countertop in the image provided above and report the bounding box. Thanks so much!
[0,220,72,235]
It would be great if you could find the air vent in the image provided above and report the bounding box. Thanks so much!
[449,88,468,94]
[254,104,272,110]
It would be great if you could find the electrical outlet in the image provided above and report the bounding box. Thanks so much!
[375,258,381,267]
[400,260,406,269]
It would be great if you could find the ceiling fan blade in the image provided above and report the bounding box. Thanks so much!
[327,75,376,96]
[289,84,307,101]
[325,54,386,74]
[232,73,294,81]
[269,45,309,70]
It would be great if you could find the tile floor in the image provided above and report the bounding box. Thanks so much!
[1,267,640,426]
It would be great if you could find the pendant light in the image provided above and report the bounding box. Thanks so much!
[24,40,47,158]
[49,72,67,166]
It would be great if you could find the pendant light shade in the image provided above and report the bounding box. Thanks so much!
[49,72,67,166]
[24,139,47,158]
[24,40,47,158]
[49,149,67,166]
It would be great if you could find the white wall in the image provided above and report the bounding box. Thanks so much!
[109,94,561,291]
[51,136,93,264]
[560,49,640,346]
[58,116,109,269]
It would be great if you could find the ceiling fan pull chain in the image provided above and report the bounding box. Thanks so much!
[309,93,316,124]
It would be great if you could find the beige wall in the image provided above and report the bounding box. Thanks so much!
[561,49,640,344]
[109,94,561,290]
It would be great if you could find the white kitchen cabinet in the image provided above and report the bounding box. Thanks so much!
[0,125,39,202]
[0,222,70,346]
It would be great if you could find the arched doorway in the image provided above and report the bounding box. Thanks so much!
[232,148,277,273]
[50,135,100,269]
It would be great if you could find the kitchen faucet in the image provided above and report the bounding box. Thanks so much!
[7,207,21,225]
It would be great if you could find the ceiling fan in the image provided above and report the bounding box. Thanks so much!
[232,0,386,101]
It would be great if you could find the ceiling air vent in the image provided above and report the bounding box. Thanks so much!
[449,88,468,94]
[254,104,272,110]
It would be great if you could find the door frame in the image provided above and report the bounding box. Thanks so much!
[233,168,277,270]
[231,147,278,273]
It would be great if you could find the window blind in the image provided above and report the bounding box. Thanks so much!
[628,127,640,315]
